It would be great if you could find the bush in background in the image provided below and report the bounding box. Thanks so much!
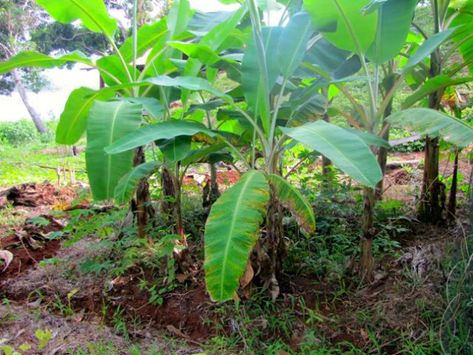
[0,120,40,146]
[392,140,425,154]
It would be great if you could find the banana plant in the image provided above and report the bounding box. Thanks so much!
[401,0,473,223]
[196,0,384,302]
[300,0,473,281]
[0,0,245,238]
[0,0,174,201]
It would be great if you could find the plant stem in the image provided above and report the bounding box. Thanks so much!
[333,0,376,127]
[132,0,139,96]
[269,77,288,147]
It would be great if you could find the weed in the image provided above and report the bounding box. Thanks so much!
[439,236,473,354]
[0,203,24,230]
[51,289,77,317]
[112,306,128,337]
[35,328,53,350]
[26,216,51,227]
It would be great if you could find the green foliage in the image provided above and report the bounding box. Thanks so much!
[56,87,115,145]
[35,0,117,37]
[0,120,39,146]
[403,75,473,109]
[86,101,143,201]
[114,161,160,203]
[105,120,217,155]
[404,28,457,71]
[268,174,315,234]
[387,108,473,148]
[365,0,417,65]
[205,171,270,301]
[0,51,92,75]
[303,0,378,53]
[393,140,425,153]
[282,121,383,188]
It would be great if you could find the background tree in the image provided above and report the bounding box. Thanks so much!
[0,0,49,133]
[0,0,168,134]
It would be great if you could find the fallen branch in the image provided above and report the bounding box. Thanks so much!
[3,160,85,173]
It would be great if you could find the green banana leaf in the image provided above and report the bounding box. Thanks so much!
[86,101,143,201]
[0,51,92,74]
[268,174,315,234]
[402,75,473,109]
[387,108,473,148]
[281,121,382,188]
[114,161,160,203]
[404,28,456,71]
[205,170,270,301]
[56,87,115,145]
[303,0,378,53]
[366,0,417,64]
[106,120,216,155]
[146,76,229,98]
[277,12,314,79]
[36,0,117,37]
[158,136,193,163]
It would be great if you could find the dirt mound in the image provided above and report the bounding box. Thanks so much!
[389,169,413,185]
[108,273,214,340]
[0,304,129,354]
[1,183,77,208]
[0,215,64,282]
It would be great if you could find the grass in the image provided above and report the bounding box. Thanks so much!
[0,203,25,230]
[0,120,87,188]
[0,140,87,188]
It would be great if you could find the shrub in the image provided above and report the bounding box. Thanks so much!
[392,140,425,154]
[0,120,39,146]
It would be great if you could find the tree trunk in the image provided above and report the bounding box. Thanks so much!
[203,163,220,209]
[375,74,395,200]
[11,69,48,134]
[133,147,152,238]
[174,163,185,239]
[160,165,186,240]
[418,8,444,224]
[322,90,332,186]
[252,185,285,300]
[161,166,177,220]
[322,112,332,186]
[419,136,443,222]
[375,126,390,201]
[447,149,459,222]
[360,187,376,282]
[266,186,285,300]
[209,163,220,203]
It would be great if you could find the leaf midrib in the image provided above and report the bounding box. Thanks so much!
[70,0,114,36]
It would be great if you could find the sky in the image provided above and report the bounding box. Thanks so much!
[0,0,238,122]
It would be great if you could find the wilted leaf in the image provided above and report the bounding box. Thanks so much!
[0,250,13,273]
